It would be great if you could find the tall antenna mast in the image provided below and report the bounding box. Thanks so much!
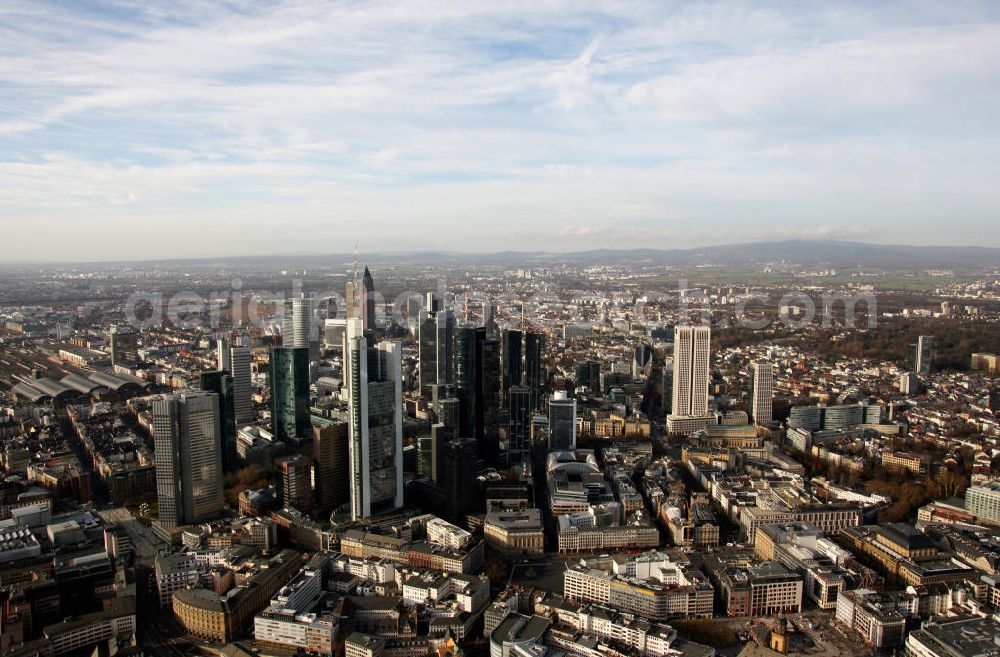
[353,243,360,288]
[352,243,360,316]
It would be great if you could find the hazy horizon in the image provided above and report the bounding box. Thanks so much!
[2,1,999,260]
[2,238,999,268]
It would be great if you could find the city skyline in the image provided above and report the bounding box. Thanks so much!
[3,244,1000,656]
[2,1,999,260]
[4,2,1000,655]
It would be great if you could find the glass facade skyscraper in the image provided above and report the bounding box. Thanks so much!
[270,346,310,441]
[419,309,454,397]
[362,266,376,332]
[452,325,482,440]
[451,324,500,460]
[501,329,523,408]
[345,318,403,520]
[915,335,934,375]
[575,360,601,394]
[524,331,546,412]
[548,390,576,451]
[479,335,500,462]
[505,385,531,464]
[198,370,236,472]
[229,343,253,426]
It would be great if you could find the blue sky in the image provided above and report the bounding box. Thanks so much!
[1,1,999,260]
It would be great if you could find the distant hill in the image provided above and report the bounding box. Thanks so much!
[541,241,1000,270]
[8,240,1000,271]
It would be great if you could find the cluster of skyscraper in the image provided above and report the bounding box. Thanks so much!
[150,275,779,531]
[153,267,402,527]
[416,296,548,470]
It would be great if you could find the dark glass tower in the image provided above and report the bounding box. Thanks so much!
[437,396,460,434]
[198,370,236,472]
[548,392,577,451]
[418,315,436,397]
[361,266,376,332]
[501,329,523,408]
[452,325,481,439]
[505,385,531,464]
[632,344,652,378]
[452,325,501,462]
[438,437,480,523]
[524,331,546,411]
[419,310,454,397]
[313,419,349,516]
[575,360,601,394]
[479,336,500,463]
[270,346,310,441]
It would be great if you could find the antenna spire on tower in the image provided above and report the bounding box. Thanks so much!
[353,243,360,288]
[352,243,360,316]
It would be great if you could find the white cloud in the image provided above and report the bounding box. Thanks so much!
[0,0,998,259]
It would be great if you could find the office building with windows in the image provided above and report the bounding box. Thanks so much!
[524,331,546,411]
[152,392,224,527]
[501,329,523,407]
[345,319,403,520]
[198,370,237,472]
[548,391,577,451]
[230,343,253,425]
[313,419,349,516]
[750,360,773,424]
[271,346,310,441]
[965,482,1000,526]
[109,324,139,367]
[418,309,454,397]
[277,454,314,513]
[915,335,934,375]
[361,267,376,332]
[671,325,711,418]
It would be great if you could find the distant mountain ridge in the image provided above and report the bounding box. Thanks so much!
[367,240,1000,269]
[7,240,1000,270]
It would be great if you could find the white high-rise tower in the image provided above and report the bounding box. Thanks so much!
[230,343,252,426]
[218,334,252,427]
[751,360,773,424]
[345,319,403,520]
[217,335,232,372]
[671,324,711,417]
[291,293,319,361]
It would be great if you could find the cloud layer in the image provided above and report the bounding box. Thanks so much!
[1,1,999,260]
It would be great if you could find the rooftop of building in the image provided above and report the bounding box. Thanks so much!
[492,613,552,646]
[485,508,542,529]
[43,595,136,637]
[747,561,798,582]
[907,614,1000,657]
[173,586,227,612]
[874,523,938,552]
